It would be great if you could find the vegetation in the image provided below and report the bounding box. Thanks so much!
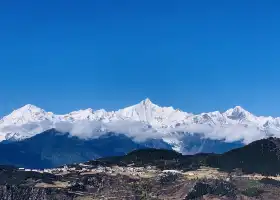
[98,137,280,176]
[241,187,264,197]
[186,179,237,199]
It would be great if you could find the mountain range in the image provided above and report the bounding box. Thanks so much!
[1,99,279,145]
[0,96,278,170]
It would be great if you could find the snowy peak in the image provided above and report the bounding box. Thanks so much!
[115,99,190,127]
[224,106,252,120]
[65,108,94,121]
[141,98,153,106]
[0,104,53,126]
[116,98,160,123]
[225,105,247,114]
[63,108,115,122]
[15,104,44,113]
[135,98,159,111]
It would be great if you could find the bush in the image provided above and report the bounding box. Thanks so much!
[241,187,264,197]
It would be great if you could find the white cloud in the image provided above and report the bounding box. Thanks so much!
[54,120,163,142]
[0,119,273,145]
[165,123,268,144]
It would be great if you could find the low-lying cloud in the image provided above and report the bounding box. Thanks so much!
[55,120,165,142]
[0,119,278,144]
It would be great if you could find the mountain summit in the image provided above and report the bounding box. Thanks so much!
[224,106,254,121]
[0,104,54,126]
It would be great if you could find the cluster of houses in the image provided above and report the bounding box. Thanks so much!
[18,166,69,174]
[18,163,158,177]
[18,164,280,182]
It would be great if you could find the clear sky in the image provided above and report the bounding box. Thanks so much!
[1,0,280,116]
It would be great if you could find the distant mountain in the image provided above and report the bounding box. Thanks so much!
[0,129,174,168]
[178,133,243,154]
[0,128,243,169]
[1,99,279,144]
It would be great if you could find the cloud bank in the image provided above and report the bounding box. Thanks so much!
[55,120,166,142]
[0,119,278,144]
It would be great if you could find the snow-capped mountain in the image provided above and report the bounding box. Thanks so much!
[1,98,280,145]
[115,98,192,128]
[0,104,55,126]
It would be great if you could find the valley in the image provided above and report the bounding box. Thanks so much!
[1,138,280,199]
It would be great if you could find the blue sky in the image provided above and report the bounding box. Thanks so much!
[1,0,280,116]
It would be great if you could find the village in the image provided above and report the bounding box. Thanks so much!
[18,163,160,178]
[17,162,280,184]
[17,163,280,182]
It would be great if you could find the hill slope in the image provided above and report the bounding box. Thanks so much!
[208,137,280,175]
[98,137,280,176]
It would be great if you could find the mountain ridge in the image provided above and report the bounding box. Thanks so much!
[1,99,280,145]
